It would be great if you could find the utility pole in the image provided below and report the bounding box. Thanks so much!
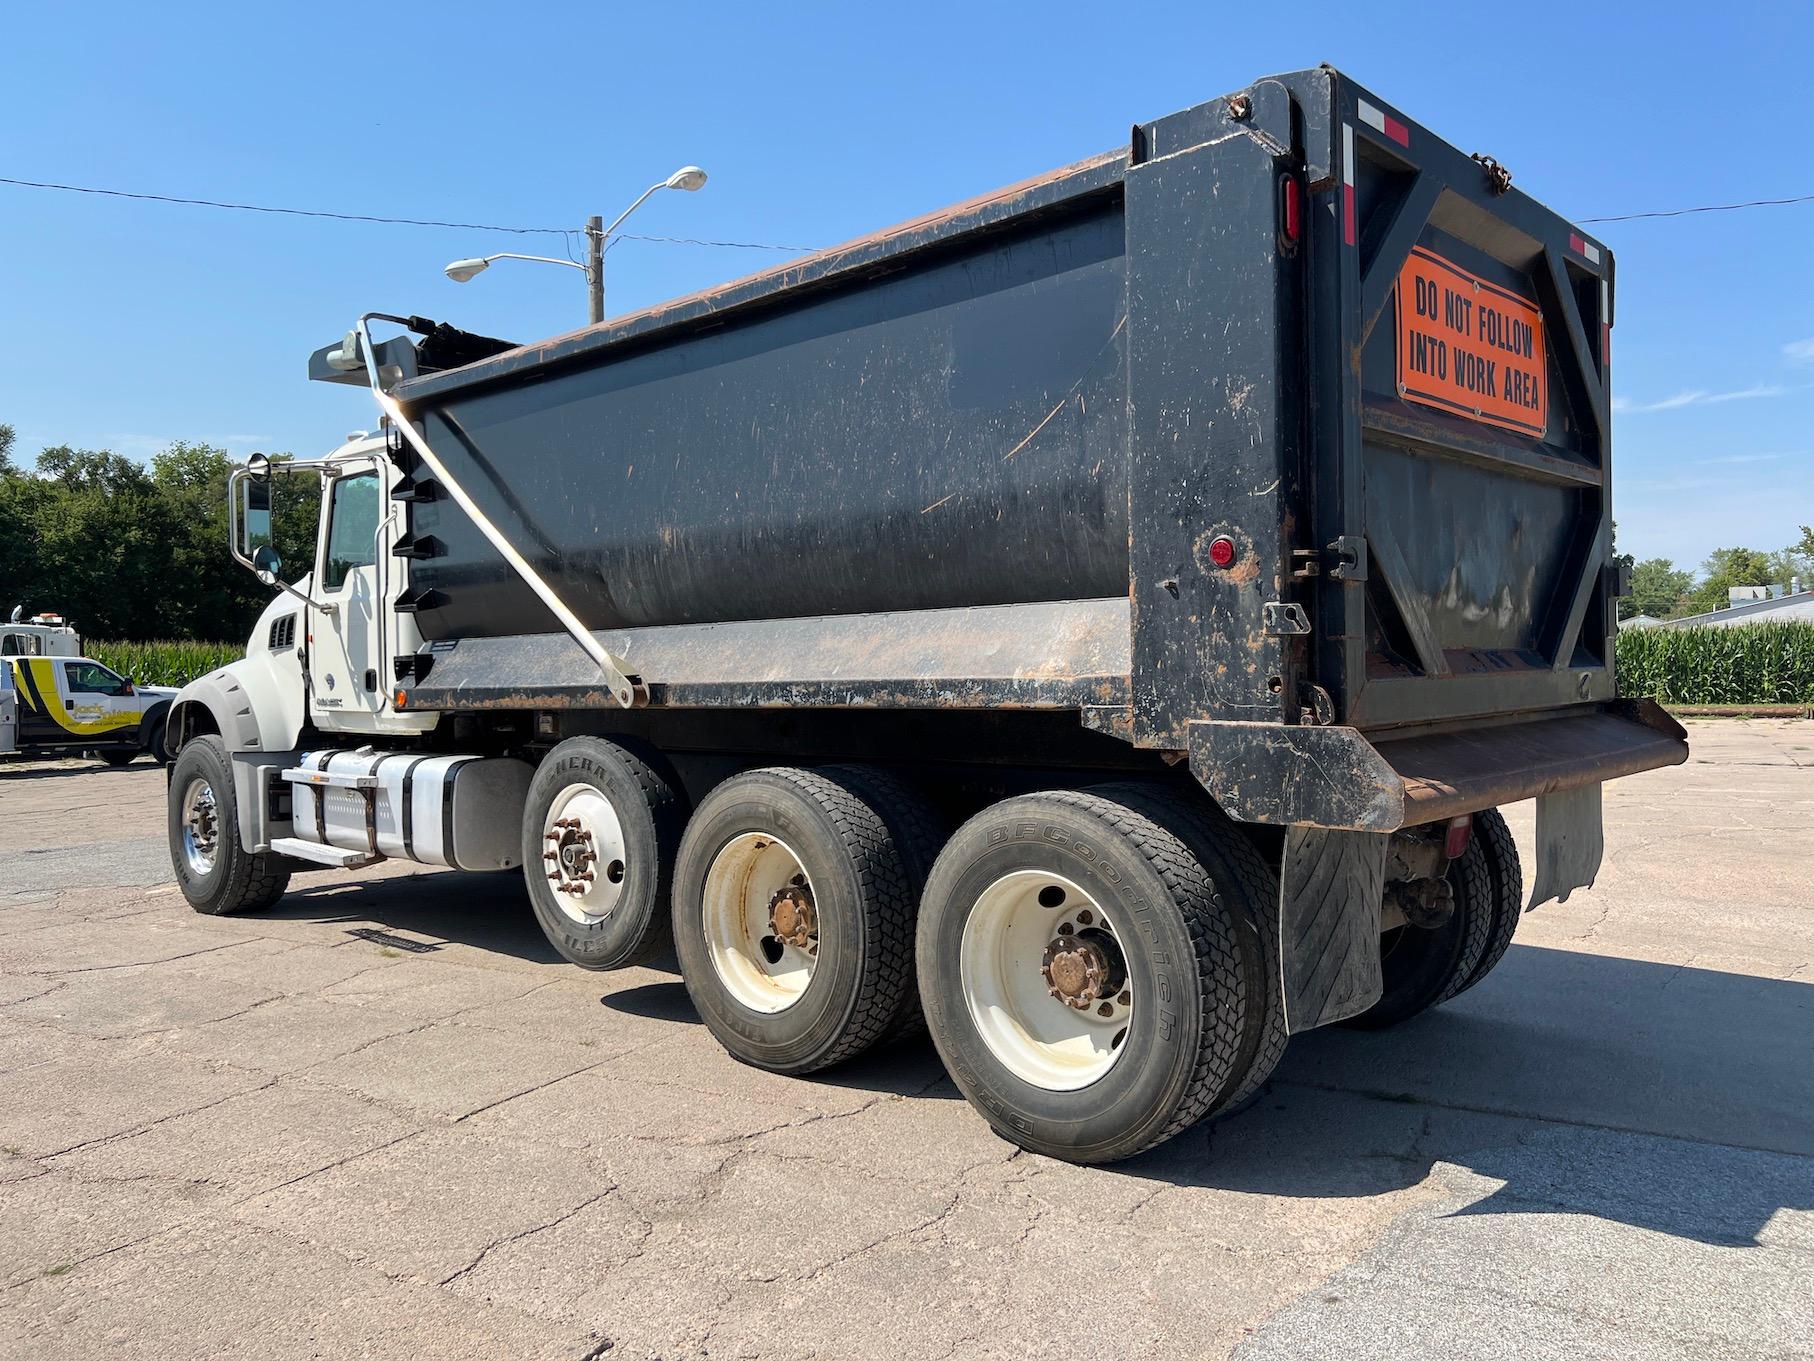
[585,215,605,325]
[444,170,704,326]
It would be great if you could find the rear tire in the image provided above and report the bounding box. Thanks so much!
[672,767,922,1074]
[916,787,1259,1164]
[522,737,687,971]
[1345,831,1493,1029]
[817,765,948,1043]
[1451,808,1523,997]
[99,748,139,768]
[167,736,290,916]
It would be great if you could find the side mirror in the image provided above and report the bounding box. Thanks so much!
[240,475,274,562]
[253,544,283,586]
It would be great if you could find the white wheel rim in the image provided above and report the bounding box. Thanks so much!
[701,833,818,1013]
[540,783,630,926]
[960,870,1133,1091]
[179,776,219,877]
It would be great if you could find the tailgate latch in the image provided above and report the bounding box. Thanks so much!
[1291,536,1368,583]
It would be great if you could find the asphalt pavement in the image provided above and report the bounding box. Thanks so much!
[0,721,1809,1360]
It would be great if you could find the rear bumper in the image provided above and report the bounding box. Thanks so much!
[1188,699,1688,831]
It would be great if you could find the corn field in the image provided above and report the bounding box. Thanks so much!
[86,640,243,688]
[1616,622,1814,705]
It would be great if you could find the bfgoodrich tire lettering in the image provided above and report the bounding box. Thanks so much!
[917,788,1254,1164]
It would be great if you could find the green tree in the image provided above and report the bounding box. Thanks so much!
[0,434,320,643]
[148,442,320,640]
[1683,546,1777,616]
[1623,558,1692,621]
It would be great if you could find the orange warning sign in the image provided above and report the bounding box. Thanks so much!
[1395,246,1547,437]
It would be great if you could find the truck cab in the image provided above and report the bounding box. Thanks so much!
[1,612,82,659]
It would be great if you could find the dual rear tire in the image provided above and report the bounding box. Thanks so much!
[916,787,1282,1163]
[1347,808,1525,1028]
[668,774,1286,1162]
[523,743,1285,1162]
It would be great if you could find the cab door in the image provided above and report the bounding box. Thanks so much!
[60,660,146,738]
[12,658,140,747]
[308,467,388,726]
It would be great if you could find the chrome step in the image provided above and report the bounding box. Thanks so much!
[269,836,383,869]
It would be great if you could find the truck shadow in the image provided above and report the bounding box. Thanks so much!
[261,873,1811,1243]
[271,867,564,965]
[1118,944,1813,1247]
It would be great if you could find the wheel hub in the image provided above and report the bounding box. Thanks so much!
[538,787,630,925]
[767,884,817,949]
[543,817,599,896]
[179,777,220,877]
[1042,933,1113,1009]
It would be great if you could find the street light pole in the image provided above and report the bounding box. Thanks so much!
[447,167,707,325]
[585,214,604,325]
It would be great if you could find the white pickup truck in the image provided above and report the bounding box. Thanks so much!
[4,651,178,765]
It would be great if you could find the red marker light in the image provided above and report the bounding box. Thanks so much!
[1207,535,1237,569]
[1280,175,1302,251]
[1445,815,1473,859]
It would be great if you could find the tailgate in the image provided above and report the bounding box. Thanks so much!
[1310,74,1617,731]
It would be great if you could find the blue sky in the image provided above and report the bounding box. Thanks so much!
[2,1,1809,574]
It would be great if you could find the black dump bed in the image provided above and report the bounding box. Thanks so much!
[358,64,1685,829]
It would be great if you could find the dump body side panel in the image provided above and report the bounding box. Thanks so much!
[397,168,1132,640]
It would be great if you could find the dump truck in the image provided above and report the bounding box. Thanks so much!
[163,65,1686,1163]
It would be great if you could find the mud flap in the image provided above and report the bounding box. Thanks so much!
[1527,782,1604,909]
[1279,825,1389,1034]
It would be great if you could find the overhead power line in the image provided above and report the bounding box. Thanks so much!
[6,170,1811,240]
[0,175,819,251]
[1577,192,1814,224]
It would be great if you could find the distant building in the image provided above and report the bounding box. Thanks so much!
[1660,584,1814,629]
[1618,614,1665,631]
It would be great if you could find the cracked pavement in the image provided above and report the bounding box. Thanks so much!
[0,720,1809,1359]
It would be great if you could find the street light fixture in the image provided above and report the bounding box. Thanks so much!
[443,253,585,284]
[442,166,709,325]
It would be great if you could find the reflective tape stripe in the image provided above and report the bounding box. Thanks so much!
[1342,124,1357,247]
[1356,99,1409,147]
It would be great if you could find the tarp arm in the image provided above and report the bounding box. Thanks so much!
[346,314,647,709]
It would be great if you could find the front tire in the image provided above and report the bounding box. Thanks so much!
[99,748,140,767]
[167,736,290,916]
[916,788,1260,1164]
